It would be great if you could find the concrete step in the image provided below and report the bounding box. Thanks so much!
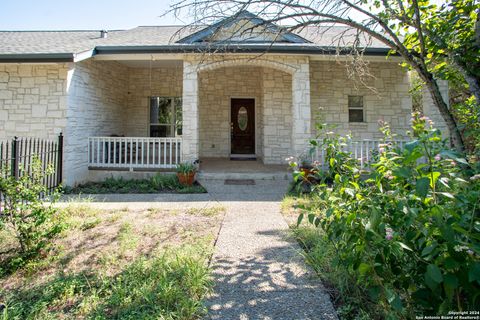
[197,171,290,181]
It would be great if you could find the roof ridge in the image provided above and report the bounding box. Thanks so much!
[136,25,186,27]
[0,29,125,33]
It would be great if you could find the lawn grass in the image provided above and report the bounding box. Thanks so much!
[281,195,382,320]
[64,174,207,194]
[0,203,226,319]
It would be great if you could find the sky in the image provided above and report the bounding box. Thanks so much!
[0,0,185,30]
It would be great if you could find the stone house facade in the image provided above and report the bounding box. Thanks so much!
[0,12,447,186]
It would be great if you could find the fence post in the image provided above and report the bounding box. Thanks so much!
[57,132,63,185]
[11,136,19,179]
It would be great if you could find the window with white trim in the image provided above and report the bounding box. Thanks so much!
[149,97,182,137]
[348,95,364,123]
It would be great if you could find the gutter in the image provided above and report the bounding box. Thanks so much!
[0,53,75,63]
[0,44,393,63]
[94,44,393,56]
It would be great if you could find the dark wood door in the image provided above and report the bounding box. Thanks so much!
[231,98,255,154]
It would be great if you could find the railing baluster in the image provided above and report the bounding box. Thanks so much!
[146,138,150,167]
[169,138,172,166]
[163,140,167,168]
[174,139,178,165]
[113,138,117,166]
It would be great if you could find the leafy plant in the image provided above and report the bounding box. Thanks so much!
[150,173,177,190]
[453,96,480,155]
[295,113,480,318]
[0,158,65,268]
[175,162,197,175]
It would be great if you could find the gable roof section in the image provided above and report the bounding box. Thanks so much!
[176,11,310,44]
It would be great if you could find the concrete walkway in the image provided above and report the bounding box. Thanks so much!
[202,180,337,320]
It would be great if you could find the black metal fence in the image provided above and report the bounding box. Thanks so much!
[0,133,63,194]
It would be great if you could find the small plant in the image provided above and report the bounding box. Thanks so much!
[176,162,198,186]
[150,173,177,190]
[0,158,65,269]
[175,162,197,174]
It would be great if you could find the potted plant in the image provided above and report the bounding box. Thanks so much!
[175,162,197,186]
[298,153,319,184]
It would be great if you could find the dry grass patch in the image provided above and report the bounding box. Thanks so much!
[0,203,226,319]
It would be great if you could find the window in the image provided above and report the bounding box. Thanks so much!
[348,95,364,123]
[149,97,182,137]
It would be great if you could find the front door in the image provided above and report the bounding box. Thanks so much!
[231,98,255,155]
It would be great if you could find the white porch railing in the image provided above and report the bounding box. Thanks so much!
[88,137,182,170]
[312,139,409,170]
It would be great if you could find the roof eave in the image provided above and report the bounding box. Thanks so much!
[0,53,75,63]
[94,45,392,56]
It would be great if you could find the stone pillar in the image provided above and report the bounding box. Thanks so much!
[182,60,199,162]
[422,79,449,138]
[291,62,312,156]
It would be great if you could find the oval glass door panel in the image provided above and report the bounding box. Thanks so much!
[238,107,248,131]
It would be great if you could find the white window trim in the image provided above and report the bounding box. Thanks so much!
[348,95,365,123]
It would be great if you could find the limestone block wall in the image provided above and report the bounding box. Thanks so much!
[422,80,449,139]
[198,66,264,158]
[0,63,69,140]
[310,61,412,139]
[66,60,129,185]
[126,66,182,136]
[262,68,292,163]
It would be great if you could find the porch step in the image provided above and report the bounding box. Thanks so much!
[196,171,290,181]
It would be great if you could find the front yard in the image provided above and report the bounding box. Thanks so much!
[0,203,225,319]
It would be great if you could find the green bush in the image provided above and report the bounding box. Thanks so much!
[0,158,65,268]
[297,113,480,318]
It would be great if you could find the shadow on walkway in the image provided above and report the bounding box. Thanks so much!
[207,229,337,320]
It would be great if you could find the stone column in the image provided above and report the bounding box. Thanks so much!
[291,62,312,156]
[182,60,200,162]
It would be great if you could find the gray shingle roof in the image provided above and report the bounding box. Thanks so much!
[0,23,389,60]
[0,30,108,55]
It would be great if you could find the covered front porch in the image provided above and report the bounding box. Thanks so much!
[69,55,312,184]
[70,56,410,186]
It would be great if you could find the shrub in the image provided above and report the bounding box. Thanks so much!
[0,158,64,267]
[297,113,480,318]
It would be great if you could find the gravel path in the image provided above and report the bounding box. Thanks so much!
[202,180,338,320]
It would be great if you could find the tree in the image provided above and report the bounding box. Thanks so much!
[168,0,480,152]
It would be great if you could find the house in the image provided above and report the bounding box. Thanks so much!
[0,11,447,186]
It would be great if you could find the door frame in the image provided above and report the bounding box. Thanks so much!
[229,96,257,156]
